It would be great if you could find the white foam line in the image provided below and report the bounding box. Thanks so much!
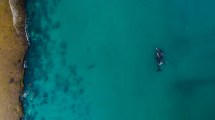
[25,19,30,46]
[9,0,30,45]
[9,0,19,34]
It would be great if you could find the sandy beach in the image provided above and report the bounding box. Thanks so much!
[0,0,27,119]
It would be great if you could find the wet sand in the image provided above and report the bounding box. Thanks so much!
[0,0,27,119]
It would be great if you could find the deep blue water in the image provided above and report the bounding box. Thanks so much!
[24,0,215,120]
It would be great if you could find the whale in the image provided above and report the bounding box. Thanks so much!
[155,48,166,72]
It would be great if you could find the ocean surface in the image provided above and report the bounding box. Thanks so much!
[23,0,215,120]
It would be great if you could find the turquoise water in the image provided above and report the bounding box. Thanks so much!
[24,0,215,120]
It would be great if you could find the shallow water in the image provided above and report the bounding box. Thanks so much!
[24,0,215,120]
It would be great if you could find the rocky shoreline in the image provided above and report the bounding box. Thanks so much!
[0,0,28,119]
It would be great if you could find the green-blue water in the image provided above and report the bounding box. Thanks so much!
[24,0,215,120]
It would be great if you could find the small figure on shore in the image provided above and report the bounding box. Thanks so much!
[155,48,166,72]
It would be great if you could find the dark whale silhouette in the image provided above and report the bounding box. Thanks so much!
[155,48,166,72]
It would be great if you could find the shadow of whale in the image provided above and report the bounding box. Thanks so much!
[173,78,215,96]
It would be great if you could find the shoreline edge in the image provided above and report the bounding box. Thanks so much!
[9,0,28,119]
